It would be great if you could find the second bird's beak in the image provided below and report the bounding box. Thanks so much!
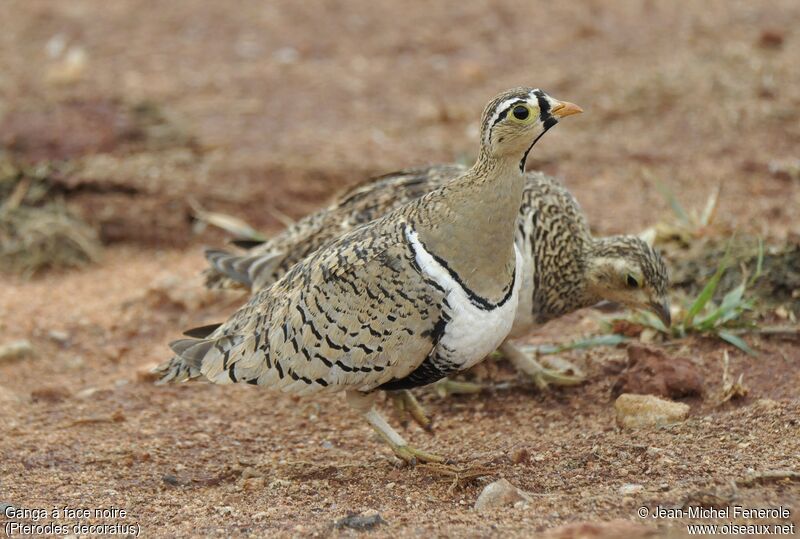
[550,100,583,119]
[648,299,672,328]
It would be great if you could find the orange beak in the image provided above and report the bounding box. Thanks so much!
[550,100,583,119]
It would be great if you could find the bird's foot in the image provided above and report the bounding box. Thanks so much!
[501,342,585,391]
[353,395,449,467]
[390,443,448,466]
[389,390,432,431]
[433,378,484,398]
[527,363,586,391]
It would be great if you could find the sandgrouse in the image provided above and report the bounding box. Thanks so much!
[156,88,582,463]
[205,170,670,391]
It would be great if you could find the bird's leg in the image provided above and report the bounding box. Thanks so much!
[388,390,432,431]
[346,390,445,465]
[432,378,484,397]
[499,341,585,390]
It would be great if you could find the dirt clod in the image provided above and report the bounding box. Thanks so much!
[612,345,704,399]
[30,386,71,404]
[758,29,785,49]
[510,447,530,465]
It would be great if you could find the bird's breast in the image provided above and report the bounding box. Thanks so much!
[406,225,522,371]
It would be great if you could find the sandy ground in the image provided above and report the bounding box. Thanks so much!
[1,1,799,537]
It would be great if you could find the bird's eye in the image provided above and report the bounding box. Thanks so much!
[626,274,639,288]
[512,105,530,121]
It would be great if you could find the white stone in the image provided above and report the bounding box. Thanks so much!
[474,478,529,511]
[0,340,34,362]
[615,393,690,429]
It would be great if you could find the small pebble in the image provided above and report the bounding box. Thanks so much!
[240,467,261,479]
[618,483,644,496]
[0,340,34,362]
[474,478,528,511]
[241,477,266,491]
[273,47,299,65]
[162,474,181,486]
[75,387,100,400]
[511,447,530,465]
[216,506,234,516]
[334,510,386,530]
[48,330,71,345]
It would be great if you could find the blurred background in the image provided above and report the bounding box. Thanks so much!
[2,0,798,258]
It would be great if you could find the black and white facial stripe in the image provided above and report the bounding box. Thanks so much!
[520,89,560,172]
[485,89,562,172]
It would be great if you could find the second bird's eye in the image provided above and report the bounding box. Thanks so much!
[512,105,529,120]
[626,274,639,288]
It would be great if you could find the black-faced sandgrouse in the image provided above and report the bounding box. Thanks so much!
[156,88,582,463]
[204,172,671,392]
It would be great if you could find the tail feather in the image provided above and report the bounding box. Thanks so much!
[168,338,215,370]
[152,355,202,384]
[202,269,247,291]
[155,333,242,385]
[204,248,287,292]
[245,252,286,291]
[231,254,262,279]
[152,338,214,385]
[230,239,266,249]
[205,249,251,285]
[182,323,223,338]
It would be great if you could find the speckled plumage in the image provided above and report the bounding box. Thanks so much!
[163,157,528,392]
[204,165,465,292]
[159,88,580,392]
[204,167,668,340]
[157,88,584,462]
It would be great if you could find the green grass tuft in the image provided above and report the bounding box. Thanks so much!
[612,238,764,356]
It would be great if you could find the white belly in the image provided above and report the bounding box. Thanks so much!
[509,227,536,338]
[406,227,522,371]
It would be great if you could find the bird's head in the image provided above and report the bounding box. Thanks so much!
[585,236,671,327]
[480,88,582,170]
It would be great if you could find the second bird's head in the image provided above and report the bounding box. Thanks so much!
[480,88,582,169]
[586,236,672,327]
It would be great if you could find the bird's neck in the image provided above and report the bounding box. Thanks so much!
[530,227,605,324]
[574,237,622,310]
[414,151,525,304]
